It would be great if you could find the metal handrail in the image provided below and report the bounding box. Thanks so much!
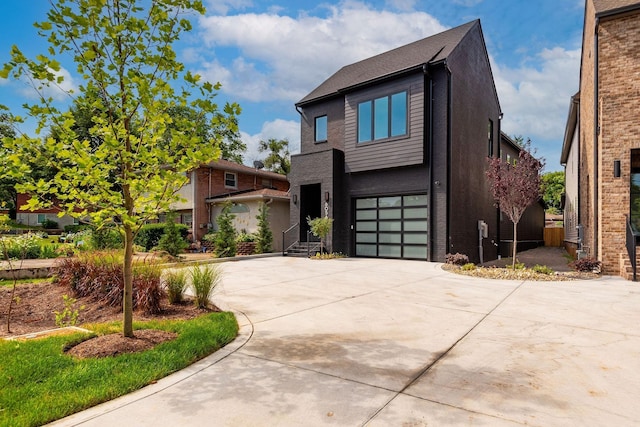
[282,223,299,256]
[626,215,637,281]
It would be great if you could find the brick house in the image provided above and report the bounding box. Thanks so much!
[15,193,80,228]
[288,20,542,262]
[561,0,640,277]
[171,159,290,251]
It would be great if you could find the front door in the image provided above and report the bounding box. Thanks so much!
[300,183,322,241]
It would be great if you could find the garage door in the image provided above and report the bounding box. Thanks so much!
[355,194,428,260]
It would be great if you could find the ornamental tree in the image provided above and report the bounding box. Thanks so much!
[486,142,543,268]
[0,0,240,337]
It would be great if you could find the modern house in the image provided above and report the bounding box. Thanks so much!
[561,0,640,277]
[289,20,521,263]
[172,159,290,251]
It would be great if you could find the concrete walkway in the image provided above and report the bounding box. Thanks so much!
[50,257,640,426]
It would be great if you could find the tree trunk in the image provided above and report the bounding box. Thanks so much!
[512,221,518,269]
[123,224,134,338]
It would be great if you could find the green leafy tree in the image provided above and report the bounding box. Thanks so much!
[214,202,236,257]
[0,114,17,216]
[156,212,189,256]
[307,216,333,254]
[255,202,273,253]
[258,138,290,175]
[541,171,565,214]
[0,0,240,337]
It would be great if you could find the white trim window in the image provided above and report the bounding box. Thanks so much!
[224,172,237,188]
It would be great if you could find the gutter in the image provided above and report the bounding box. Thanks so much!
[445,60,452,255]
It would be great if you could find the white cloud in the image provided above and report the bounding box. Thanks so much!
[384,0,418,11]
[493,47,580,143]
[16,66,77,102]
[204,0,253,15]
[241,118,299,166]
[196,1,446,102]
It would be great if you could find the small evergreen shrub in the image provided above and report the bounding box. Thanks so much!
[190,264,221,308]
[570,257,602,272]
[214,203,236,258]
[462,263,476,271]
[255,202,273,254]
[156,214,189,256]
[135,222,189,251]
[41,218,59,229]
[532,264,554,275]
[90,227,123,250]
[445,253,469,266]
[164,269,188,304]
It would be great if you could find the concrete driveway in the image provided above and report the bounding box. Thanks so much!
[52,257,640,426]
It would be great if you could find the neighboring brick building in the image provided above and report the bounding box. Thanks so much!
[289,20,543,262]
[171,159,290,250]
[562,0,640,277]
[15,193,80,228]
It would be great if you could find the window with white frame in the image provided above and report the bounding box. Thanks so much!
[224,172,237,188]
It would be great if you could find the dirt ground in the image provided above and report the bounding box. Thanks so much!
[0,281,214,358]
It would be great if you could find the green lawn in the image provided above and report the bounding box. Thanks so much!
[0,313,238,427]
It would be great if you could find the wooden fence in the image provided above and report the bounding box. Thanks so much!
[544,227,564,247]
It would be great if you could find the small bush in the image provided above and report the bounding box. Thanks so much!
[255,202,273,254]
[445,253,469,266]
[190,264,221,308]
[571,257,602,273]
[40,218,59,229]
[235,232,257,243]
[53,294,85,327]
[462,263,476,271]
[91,227,124,250]
[214,203,236,258]
[155,214,189,256]
[164,269,188,304]
[507,262,526,270]
[311,252,346,260]
[532,264,554,275]
[55,252,164,313]
[1,233,44,259]
[64,224,91,233]
[39,244,59,259]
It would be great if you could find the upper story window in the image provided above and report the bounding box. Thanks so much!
[262,178,272,188]
[358,91,407,143]
[315,115,327,142]
[224,172,237,188]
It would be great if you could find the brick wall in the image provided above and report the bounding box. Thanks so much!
[597,11,640,274]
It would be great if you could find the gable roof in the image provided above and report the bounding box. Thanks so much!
[594,0,640,16]
[297,20,479,106]
[206,188,290,203]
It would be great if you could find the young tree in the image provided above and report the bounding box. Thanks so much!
[255,202,272,253]
[0,114,18,216]
[486,143,543,268]
[0,0,239,337]
[307,216,333,254]
[214,202,237,258]
[258,138,291,175]
[541,171,565,214]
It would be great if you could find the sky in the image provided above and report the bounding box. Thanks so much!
[0,0,586,172]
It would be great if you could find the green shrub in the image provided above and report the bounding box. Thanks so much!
[255,202,272,254]
[39,244,59,259]
[235,232,257,243]
[90,227,123,250]
[462,263,476,271]
[532,264,554,275]
[164,269,187,304]
[214,203,236,258]
[40,218,59,229]
[53,294,85,327]
[1,233,44,259]
[507,262,526,270]
[190,264,221,308]
[135,222,189,251]
[63,224,91,233]
[155,214,189,256]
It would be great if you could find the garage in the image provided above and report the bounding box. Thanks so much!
[354,194,429,260]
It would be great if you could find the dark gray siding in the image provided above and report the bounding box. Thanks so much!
[299,98,345,154]
[446,23,501,264]
[344,74,425,173]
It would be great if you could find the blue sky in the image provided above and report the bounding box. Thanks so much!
[0,0,585,171]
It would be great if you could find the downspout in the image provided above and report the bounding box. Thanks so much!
[424,63,434,261]
[593,18,599,260]
[445,61,452,255]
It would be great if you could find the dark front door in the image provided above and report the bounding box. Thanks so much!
[300,183,322,241]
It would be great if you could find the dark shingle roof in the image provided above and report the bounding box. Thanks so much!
[297,20,479,106]
[594,0,640,16]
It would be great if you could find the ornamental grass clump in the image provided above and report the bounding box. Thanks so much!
[190,264,221,309]
[164,269,188,304]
